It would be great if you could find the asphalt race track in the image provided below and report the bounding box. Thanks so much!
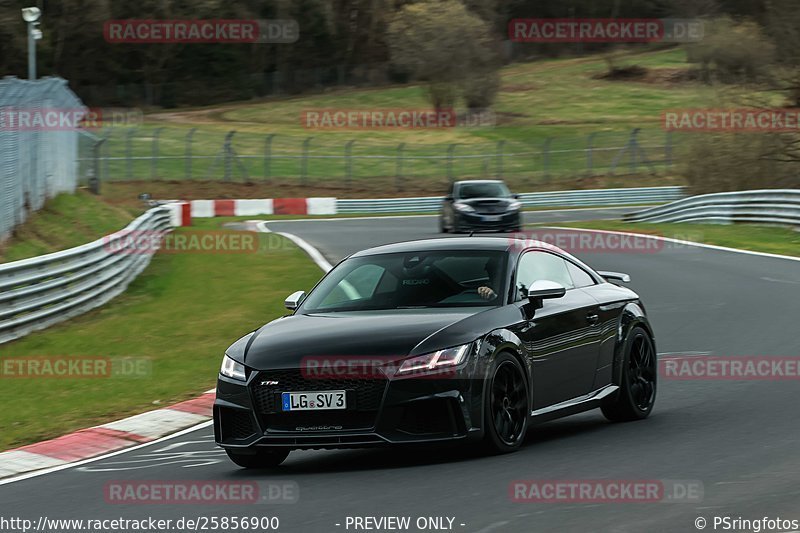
[2,208,799,533]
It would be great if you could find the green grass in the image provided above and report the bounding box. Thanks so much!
[98,47,770,193]
[0,228,324,450]
[549,221,800,258]
[0,191,135,263]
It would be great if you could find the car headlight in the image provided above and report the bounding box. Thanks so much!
[220,354,247,381]
[508,200,522,211]
[453,203,474,213]
[396,344,471,377]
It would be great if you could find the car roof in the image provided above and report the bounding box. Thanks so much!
[350,237,561,257]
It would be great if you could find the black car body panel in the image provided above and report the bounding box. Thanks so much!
[214,237,655,452]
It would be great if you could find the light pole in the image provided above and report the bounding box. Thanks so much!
[21,7,42,80]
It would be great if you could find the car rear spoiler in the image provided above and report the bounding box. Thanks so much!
[598,271,631,283]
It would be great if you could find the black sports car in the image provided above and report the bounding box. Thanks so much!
[440,179,522,233]
[214,237,657,468]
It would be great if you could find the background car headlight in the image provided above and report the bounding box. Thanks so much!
[508,200,522,210]
[453,202,474,212]
[396,344,471,376]
[220,354,247,381]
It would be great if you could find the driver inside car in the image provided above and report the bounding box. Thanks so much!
[477,257,501,301]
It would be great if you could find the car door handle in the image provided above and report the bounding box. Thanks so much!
[586,313,599,325]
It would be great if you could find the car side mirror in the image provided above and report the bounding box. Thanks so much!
[525,280,566,309]
[512,193,520,199]
[284,290,306,310]
[444,194,453,201]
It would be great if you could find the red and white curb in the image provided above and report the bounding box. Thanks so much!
[189,197,336,218]
[0,389,216,480]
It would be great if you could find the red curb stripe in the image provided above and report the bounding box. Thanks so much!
[18,427,151,462]
[273,198,307,215]
[168,393,215,416]
[214,199,236,217]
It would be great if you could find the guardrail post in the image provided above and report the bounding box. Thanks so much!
[151,127,164,180]
[396,143,405,192]
[223,131,236,182]
[495,140,505,179]
[447,144,458,183]
[102,129,112,181]
[264,134,276,183]
[88,138,105,194]
[125,128,136,179]
[542,138,553,182]
[185,128,197,179]
[665,131,673,168]
[301,137,313,186]
[345,140,355,189]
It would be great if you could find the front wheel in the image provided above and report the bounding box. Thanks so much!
[439,216,449,233]
[225,448,290,468]
[601,326,657,422]
[483,353,529,454]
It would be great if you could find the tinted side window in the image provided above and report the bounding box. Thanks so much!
[517,251,574,298]
[566,261,596,288]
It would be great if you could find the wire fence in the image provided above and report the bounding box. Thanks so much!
[81,127,679,193]
[0,77,86,243]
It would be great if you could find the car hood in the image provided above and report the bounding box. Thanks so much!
[241,308,487,369]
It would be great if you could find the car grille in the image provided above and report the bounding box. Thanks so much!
[472,202,507,214]
[251,370,388,432]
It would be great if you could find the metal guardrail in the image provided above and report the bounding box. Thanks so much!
[0,206,174,345]
[624,189,800,226]
[336,186,686,214]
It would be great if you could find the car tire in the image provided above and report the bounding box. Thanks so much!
[452,217,463,234]
[601,326,657,422]
[440,216,449,233]
[225,448,290,468]
[483,352,529,454]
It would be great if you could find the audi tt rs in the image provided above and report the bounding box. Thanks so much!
[214,237,657,468]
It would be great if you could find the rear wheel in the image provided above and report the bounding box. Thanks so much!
[225,448,290,468]
[483,353,529,454]
[601,327,657,421]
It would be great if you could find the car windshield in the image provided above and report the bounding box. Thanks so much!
[457,182,511,199]
[299,250,507,312]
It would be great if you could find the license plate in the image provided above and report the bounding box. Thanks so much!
[482,215,501,222]
[281,391,346,411]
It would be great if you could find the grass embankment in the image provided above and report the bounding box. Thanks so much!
[0,190,135,263]
[99,47,769,197]
[0,214,324,450]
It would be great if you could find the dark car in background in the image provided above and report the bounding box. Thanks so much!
[214,237,657,468]
[440,180,523,233]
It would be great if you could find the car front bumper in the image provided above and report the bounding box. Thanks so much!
[213,366,483,450]
[454,210,521,231]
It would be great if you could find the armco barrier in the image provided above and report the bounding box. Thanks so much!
[336,186,685,213]
[0,204,186,345]
[624,189,800,226]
